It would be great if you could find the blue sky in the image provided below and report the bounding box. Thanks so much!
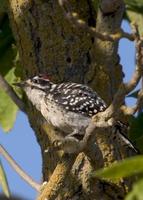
[0,112,41,199]
[0,21,136,199]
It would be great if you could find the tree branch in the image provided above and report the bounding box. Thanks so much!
[0,144,40,191]
[58,0,135,42]
[0,74,26,113]
[36,23,143,199]
[92,24,143,121]
[81,24,143,151]
[37,153,77,200]
[58,24,142,154]
[120,89,143,116]
[36,24,143,164]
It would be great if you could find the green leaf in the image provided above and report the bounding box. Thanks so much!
[129,113,143,141]
[125,0,143,34]
[125,0,143,14]
[125,179,143,200]
[0,16,14,65]
[92,0,100,12]
[92,155,143,181]
[128,113,143,152]
[0,17,22,132]
[134,135,143,153]
[0,160,10,198]
[127,11,143,34]
[0,68,19,132]
[0,0,7,19]
[127,90,139,98]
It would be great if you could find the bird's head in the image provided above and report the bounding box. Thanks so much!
[14,74,53,91]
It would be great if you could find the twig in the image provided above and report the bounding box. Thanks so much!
[0,74,26,113]
[120,41,143,117]
[95,24,143,121]
[0,144,40,191]
[58,0,135,42]
[120,89,143,116]
[36,24,143,158]
[37,153,76,200]
[78,24,143,151]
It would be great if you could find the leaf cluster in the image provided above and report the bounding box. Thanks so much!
[92,155,143,200]
[0,16,22,132]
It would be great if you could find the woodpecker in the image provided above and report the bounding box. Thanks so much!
[15,75,138,153]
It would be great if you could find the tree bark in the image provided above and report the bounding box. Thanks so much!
[7,0,134,199]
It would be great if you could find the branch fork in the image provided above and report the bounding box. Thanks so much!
[58,0,135,42]
[37,24,143,198]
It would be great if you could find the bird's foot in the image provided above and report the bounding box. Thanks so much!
[53,136,83,153]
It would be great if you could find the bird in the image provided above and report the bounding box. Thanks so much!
[14,74,138,153]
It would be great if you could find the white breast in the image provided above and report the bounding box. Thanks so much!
[24,87,91,135]
[41,100,91,135]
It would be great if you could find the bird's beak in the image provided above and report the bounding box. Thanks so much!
[13,81,26,88]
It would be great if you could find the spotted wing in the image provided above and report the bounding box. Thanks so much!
[51,82,106,117]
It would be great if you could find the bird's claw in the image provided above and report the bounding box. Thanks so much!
[53,139,63,148]
[53,137,82,153]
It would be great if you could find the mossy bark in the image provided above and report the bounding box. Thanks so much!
[7,0,134,199]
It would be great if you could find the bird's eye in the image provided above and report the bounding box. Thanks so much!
[33,79,39,84]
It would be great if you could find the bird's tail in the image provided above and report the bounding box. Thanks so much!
[114,121,139,154]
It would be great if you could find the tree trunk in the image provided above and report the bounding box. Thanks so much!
[7,0,134,199]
